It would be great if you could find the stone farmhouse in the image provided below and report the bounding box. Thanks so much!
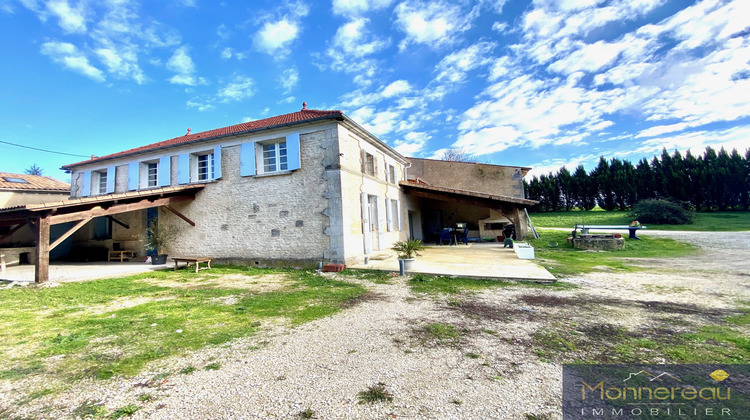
[0,107,535,282]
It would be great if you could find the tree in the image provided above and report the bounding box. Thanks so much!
[24,164,43,175]
[439,148,479,163]
[557,166,575,210]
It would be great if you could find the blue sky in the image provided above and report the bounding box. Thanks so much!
[1,0,749,182]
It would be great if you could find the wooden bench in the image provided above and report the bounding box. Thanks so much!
[173,257,212,273]
[108,250,136,262]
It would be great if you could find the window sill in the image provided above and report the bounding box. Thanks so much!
[252,170,294,178]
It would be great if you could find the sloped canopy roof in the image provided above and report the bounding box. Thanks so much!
[0,172,70,192]
[398,180,537,207]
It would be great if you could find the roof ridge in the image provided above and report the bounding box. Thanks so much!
[62,109,343,169]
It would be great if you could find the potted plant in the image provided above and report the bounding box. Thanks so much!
[391,239,425,271]
[145,218,177,265]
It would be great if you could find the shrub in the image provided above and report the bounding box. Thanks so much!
[631,199,694,225]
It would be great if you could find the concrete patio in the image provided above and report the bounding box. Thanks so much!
[350,242,556,281]
[0,261,169,284]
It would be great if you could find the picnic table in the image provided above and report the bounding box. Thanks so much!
[172,257,213,273]
[573,224,647,239]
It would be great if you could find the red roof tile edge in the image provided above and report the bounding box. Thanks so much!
[62,109,343,170]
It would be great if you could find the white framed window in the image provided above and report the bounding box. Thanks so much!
[261,140,288,173]
[147,162,158,187]
[196,153,214,181]
[97,170,107,195]
[388,164,396,184]
[362,152,375,176]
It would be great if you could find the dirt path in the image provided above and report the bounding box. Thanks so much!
[5,232,749,419]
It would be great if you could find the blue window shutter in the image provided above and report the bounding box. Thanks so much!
[240,143,256,176]
[106,166,115,193]
[213,146,222,179]
[178,154,190,184]
[81,171,91,197]
[159,156,170,187]
[127,162,139,190]
[286,133,300,170]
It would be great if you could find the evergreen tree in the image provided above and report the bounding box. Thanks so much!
[557,166,575,210]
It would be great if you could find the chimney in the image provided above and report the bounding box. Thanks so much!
[186,128,191,135]
[302,101,307,110]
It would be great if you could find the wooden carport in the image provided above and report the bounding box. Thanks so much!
[0,185,204,283]
[398,181,537,238]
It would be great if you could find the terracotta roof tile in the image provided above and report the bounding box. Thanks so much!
[0,172,70,192]
[62,109,343,169]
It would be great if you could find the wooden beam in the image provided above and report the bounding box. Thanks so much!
[34,216,50,283]
[49,217,92,252]
[106,216,130,229]
[163,205,195,227]
[403,188,500,209]
[48,196,195,224]
[0,221,26,242]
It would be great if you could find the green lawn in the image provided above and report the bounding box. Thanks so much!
[0,266,365,383]
[528,210,750,231]
[527,230,697,276]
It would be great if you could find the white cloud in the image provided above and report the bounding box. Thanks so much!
[166,45,204,86]
[94,42,146,84]
[323,18,389,85]
[332,0,394,16]
[394,0,476,50]
[434,42,496,84]
[254,19,299,55]
[46,0,87,34]
[331,18,389,57]
[393,131,431,156]
[491,21,508,32]
[279,67,299,93]
[380,80,411,98]
[218,75,255,102]
[635,122,690,138]
[187,99,216,112]
[220,47,233,59]
[253,2,309,57]
[40,41,105,82]
[547,40,628,74]
[629,125,750,158]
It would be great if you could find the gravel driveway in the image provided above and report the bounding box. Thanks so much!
[5,231,750,419]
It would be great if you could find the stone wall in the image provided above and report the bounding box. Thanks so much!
[162,128,334,268]
[407,158,526,198]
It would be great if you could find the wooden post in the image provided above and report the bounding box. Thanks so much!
[34,215,50,283]
[511,206,524,239]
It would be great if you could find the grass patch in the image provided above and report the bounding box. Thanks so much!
[0,266,365,389]
[110,404,139,418]
[72,400,108,419]
[299,408,316,419]
[528,210,750,231]
[532,315,750,364]
[179,366,196,375]
[528,230,696,276]
[357,382,394,404]
[204,362,221,371]
[422,323,462,345]
[408,274,575,295]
